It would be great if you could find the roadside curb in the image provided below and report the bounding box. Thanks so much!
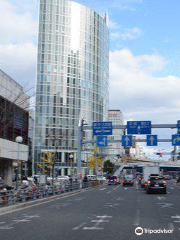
[0,185,103,215]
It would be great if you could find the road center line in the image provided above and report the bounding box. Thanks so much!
[107,191,111,193]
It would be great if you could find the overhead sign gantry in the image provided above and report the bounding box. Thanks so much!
[77,120,180,173]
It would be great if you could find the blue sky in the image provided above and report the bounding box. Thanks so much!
[0,0,180,156]
[76,0,180,77]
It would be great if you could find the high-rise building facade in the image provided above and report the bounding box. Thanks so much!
[108,110,124,164]
[0,69,29,185]
[34,0,109,175]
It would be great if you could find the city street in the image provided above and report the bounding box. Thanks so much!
[0,180,180,240]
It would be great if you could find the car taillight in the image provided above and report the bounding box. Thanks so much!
[114,179,117,181]
[148,181,151,184]
[138,178,141,180]
[155,177,159,180]
[163,180,166,184]
[122,181,125,183]
[107,179,109,182]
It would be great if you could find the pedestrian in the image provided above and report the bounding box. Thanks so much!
[83,175,88,188]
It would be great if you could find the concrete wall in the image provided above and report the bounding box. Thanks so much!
[0,138,28,161]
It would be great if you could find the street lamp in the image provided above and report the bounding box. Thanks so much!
[69,154,74,176]
[15,136,23,190]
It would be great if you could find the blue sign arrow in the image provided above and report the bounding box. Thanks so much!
[172,135,180,146]
[177,120,180,134]
[147,135,158,146]
[122,135,133,147]
[127,121,151,135]
[93,122,112,136]
[97,136,108,147]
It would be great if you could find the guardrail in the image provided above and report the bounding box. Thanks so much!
[0,182,93,208]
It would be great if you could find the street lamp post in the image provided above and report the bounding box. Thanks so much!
[15,136,23,190]
[69,154,74,176]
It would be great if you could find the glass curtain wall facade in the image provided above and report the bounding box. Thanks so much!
[34,0,109,175]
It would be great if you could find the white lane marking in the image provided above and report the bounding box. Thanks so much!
[0,222,5,225]
[171,215,180,222]
[22,214,40,219]
[0,215,40,230]
[167,191,170,193]
[83,227,104,230]
[97,216,112,218]
[91,220,109,223]
[157,196,166,200]
[134,209,140,226]
[107,191,111,194]
[170,187,174,190]
[113,185,120,190]
[73,222,86,230]
[124,188,127,190]
[0,226,13,230]
[83,215,112,230]
[116,197,124,201]
[99,188,106,191]
[13,219,31,223]
[157,203,173,208]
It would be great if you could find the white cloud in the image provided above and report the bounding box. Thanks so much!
[109,49,180,124]
[0,0,38,44]
[111,0,143,11]
[107,18,120,29]
[0,0,37,90]
[0,43,37,89]
[111,27,142,40]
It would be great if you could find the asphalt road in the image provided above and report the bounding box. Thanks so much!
[0,180,180,240]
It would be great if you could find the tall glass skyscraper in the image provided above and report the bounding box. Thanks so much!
[34,0,109,175]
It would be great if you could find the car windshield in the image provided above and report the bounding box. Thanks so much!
[150,177,164,183]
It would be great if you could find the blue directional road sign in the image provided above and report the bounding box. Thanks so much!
[147,135,158,146]
[97,136,108,147]
[172,135,180,146]
[93,122,112,136]
[177,121,180,134]
[122,135,133,147]
[127,121,151,135]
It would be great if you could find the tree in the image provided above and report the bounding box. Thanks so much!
[103,160,115,174]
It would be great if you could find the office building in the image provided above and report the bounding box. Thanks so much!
[34,0,109,175]
[0,69,29,185]
[108,110,124,164]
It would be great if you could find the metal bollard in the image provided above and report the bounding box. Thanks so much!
[39,190,43,199]
[21,193,26,203]
[46,189,49,197]
[32,192,37,200]
[8,195,13,206]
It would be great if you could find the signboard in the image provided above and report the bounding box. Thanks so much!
[172,135,180,146]
[177,120,180,134]
[147,135,158,146]
[93,122,112,135]
[122,135,133,147]
[127,121,151,135]
[97,136,108,147]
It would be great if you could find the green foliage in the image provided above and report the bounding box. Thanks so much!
[103,160,114,174]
